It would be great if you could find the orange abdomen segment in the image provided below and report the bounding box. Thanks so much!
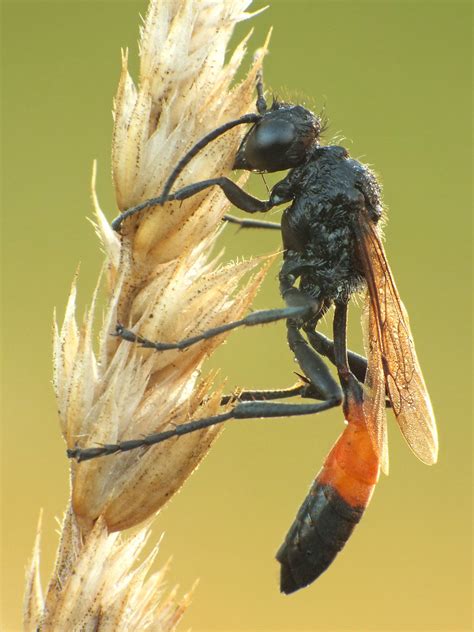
[276,400,380,594]
[318,404,380,506]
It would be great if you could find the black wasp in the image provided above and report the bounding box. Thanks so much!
[69,75,437,594]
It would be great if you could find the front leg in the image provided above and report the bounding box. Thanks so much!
[111,176,279,231]
[112,162,294,232]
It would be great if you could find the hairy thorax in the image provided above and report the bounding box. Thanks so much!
[279,145,383,303]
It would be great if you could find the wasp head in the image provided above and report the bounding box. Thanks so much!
[234,101,321,173]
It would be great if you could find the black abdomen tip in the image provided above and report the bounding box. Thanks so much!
[279,561,300,595]
[276,484,363,594]
[277,518,337,594]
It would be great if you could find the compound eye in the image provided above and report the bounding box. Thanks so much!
[252,120,296,153]
[244,119,296,171]
[234,105,319,172]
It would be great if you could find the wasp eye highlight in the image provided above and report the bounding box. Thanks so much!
[234,105,320,172]
[248,119,296,159]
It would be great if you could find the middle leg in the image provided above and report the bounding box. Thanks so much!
[303,325,368,384]
[115,295,319,352]
[223,214,281,230]
[305,316,391,407]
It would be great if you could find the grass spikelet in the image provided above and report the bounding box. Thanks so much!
[24,0,270,628]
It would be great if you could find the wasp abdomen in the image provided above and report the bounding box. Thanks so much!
[276,483,361,594]
[277,408,379,594]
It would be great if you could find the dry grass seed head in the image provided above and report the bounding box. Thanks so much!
[56,0,271,531]
[26,2,272,628]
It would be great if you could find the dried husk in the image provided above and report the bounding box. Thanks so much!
[24,1,271,629]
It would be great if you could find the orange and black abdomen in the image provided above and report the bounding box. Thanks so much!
[276,399,379,594]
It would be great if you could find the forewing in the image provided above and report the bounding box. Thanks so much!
[355,214,438,465]
[361,293,389,474]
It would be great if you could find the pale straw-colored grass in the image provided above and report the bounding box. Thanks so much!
[23,1,270,628]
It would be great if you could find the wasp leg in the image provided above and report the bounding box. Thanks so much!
[115,302,316,352]
[112,175,277,231]
[68,396,341,463]
[163,177,277,212]
[303,326,368,383]
[304,325,391,408]
[223,214,281,230]
[69,319,343,463]
[220,379,328,406]
[332,301,363,402]
[277,302,378,594]
[221,383,307,406]
[286,322,342,403]
[111,112,262,230]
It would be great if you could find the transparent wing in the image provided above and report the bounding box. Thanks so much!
[361,293,390,474]
[355,214,438,466]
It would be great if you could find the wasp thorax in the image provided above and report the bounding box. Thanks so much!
[234,102,320,173]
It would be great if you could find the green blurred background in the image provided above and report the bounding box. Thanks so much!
[1,1,472,630]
